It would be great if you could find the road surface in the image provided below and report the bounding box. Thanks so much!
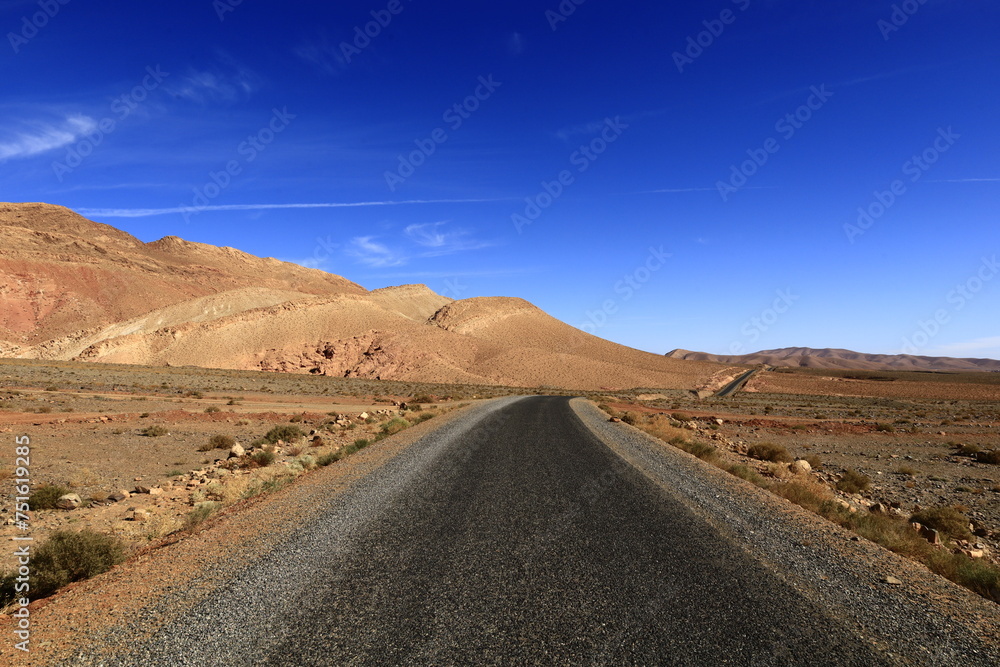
[97,395,935,666]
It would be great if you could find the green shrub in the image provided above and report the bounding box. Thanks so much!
[205,406,221,413]
[263,425,304,444]
[250,450,275,467]
[621,412,638,425]
[29,484,71,510]
[836,469,871,494]
[184,502,221,531]
[354,438,372,448]
[874,423,895,432]
[415,412,435,423]
[28,530,125,600]
[141,425,168,437]
[747,442,792,463]
[317,452,340,466]
[380,417,411,436]
[910,506,972,541]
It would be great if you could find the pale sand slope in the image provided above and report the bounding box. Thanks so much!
[667,347,1000,373]
[1,203,719,390]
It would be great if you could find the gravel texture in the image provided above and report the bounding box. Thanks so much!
[13,396,999,665]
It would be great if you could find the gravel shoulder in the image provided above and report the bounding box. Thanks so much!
[0,398,514,666]
[571,398,1000,665]
[4,396,998,665]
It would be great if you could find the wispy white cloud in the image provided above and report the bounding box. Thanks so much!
[294,32,348,76]
[0,114,97,161]
[373,268,536,279]
[342,222,493,269]
[348,236,406,268]
[925,336,1000,359]
[74,198,509,218]
[636,186,778,194]
[928,178,1000,183]
[169,52,261,104]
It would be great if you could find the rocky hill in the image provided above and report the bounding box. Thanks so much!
[0,203,719,390]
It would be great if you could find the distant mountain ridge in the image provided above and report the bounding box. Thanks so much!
[665,347,1000,373]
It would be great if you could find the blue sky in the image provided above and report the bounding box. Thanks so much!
[2,0,998,359]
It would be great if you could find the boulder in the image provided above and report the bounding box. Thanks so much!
[789,460,812,475]
[55,493,82,510]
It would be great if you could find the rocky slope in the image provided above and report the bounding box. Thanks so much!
[0,203,718,390]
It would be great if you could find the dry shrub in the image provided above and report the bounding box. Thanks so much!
[910,506,972,541]
[747,442,792,463]
[836,469,871,494]
[644,415,688,444]
[976,450,1000,465]
[727,464,769,488]
[772,480,832,513]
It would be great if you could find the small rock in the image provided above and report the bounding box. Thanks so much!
[108,490,130,502]
[229,444,245,458]
[134,485,153,494]
[359,412,370,420]
[148,487,164,496]
[967,549,985,559]
[884,575,902,585]
[55,493,82,510]
[714,418,724,425]
[609,417,622,423]
[869,502,886,514]
[130,508,150,522]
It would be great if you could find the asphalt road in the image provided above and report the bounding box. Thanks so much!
[715,368,760,398]
[117,396,899,666]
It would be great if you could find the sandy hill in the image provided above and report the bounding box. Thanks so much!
[0,203,719,390]
[665,347,1000,372]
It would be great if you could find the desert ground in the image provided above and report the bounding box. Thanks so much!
[2,358,998,582]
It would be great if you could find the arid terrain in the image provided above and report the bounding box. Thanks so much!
[1,203,998,663]
[1,203,719,390]
[668,346,1000,372]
